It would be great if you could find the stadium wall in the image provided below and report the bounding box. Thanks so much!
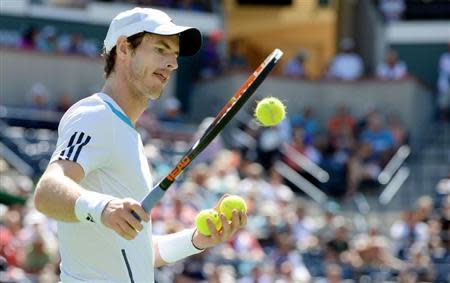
[0,48,176,110]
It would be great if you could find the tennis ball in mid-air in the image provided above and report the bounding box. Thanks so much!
[195,209,222,236]
[219,195,248,221]
[254,97,286,127]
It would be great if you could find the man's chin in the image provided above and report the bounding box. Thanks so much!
[144,90,163,100]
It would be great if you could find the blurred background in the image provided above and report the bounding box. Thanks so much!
[0,0,450,282]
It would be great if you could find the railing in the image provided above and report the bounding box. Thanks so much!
[281,143,330,183]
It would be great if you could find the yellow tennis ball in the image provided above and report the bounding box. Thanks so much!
[219,195,248,221]
[254,97,286,127]
[195,209,222,236]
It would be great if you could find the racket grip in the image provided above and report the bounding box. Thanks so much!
[132,186,166,220]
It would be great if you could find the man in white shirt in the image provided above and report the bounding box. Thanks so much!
[327,38,364,81]
[34,7,247,282]
[283,50,308,79]
[378,0,405,22]
[376,49,408,80]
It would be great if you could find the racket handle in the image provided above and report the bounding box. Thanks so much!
[132,186,166,220]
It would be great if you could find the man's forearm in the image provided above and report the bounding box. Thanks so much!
[153,229,203,268]
[34,162,85,222]
[153,236,167,268]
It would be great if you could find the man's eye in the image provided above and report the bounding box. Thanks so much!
[156,47,165,54]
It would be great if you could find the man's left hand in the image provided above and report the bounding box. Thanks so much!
[191,195,248,250]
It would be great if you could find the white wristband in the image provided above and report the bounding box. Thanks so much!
[74,192,114,224]
[158,228,204,263]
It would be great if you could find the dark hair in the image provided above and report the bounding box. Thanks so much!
[102,32,148,78]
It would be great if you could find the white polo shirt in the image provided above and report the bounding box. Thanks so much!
[50,93,154,283]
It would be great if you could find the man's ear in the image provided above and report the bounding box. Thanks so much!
[116,36,129,59]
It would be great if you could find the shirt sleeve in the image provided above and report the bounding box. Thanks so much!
[50,106,114,176]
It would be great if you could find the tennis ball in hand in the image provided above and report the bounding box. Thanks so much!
[219,195,247,221]
[254,97,286,127]
[195,209,222,236]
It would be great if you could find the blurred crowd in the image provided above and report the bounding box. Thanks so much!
[0,26,100,57]
[278,38,450,122]
[1,149,449,282]
[228,102,408,199]
[375,0,406,22]
[32,0,213,11]
[0,87,448,283]
[2,22,449,121]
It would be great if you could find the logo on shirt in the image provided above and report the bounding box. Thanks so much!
[58,132,91,162]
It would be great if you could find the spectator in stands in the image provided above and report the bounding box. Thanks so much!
[437,195,450,242]
[315,202,341,244]
[292,107,319,139]
[326,38,364,81]
[347,234,405,277]
[376,49,408,80]
[22,232,50,279]
[238,265,274,283]
[437,42,450,121]
[27,83,52,111]
[327,105,356,144]
[346,141,380,195]
[434,176,450,210]
[390,210,430,259]
[378,0,405,22]
[180,163,217,209]
[405,243,436,282]
[231,229,265,263]
[207,150,241,195]
[238,162,272,202]
[314,264,344,283]
[65,33,84,54]
[35,25,58,53]
[20,26,38,50]
[386,113,408,148]
[291,203,316,245]
[0,209,24,269]
[56,92,73,113]
[283,49,308,79]
[266,168,295,203]
[269,231,312,283]
[359,111,395,161]
[415,195,434,223]
[283,127,322,172]
[326,224,350,260]
[173,252,208,282]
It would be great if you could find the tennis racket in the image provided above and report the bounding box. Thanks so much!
[135,48,283,218]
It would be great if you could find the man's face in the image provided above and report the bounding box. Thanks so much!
[126,33,179,100]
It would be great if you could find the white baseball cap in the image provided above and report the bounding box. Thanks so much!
[104,7,202,56]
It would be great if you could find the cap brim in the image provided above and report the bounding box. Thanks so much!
[149,25,202,56]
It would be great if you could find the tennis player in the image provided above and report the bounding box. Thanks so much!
[34,7,247,282]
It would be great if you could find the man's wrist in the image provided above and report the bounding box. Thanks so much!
[74,192,114,224]
[158,228,204,263]
[191,229,205,251]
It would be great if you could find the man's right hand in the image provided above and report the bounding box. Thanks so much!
[101,198,150,240]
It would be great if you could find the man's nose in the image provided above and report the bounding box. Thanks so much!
[166,55,178,70]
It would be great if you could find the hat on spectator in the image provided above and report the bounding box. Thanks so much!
[104,7,202,56]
